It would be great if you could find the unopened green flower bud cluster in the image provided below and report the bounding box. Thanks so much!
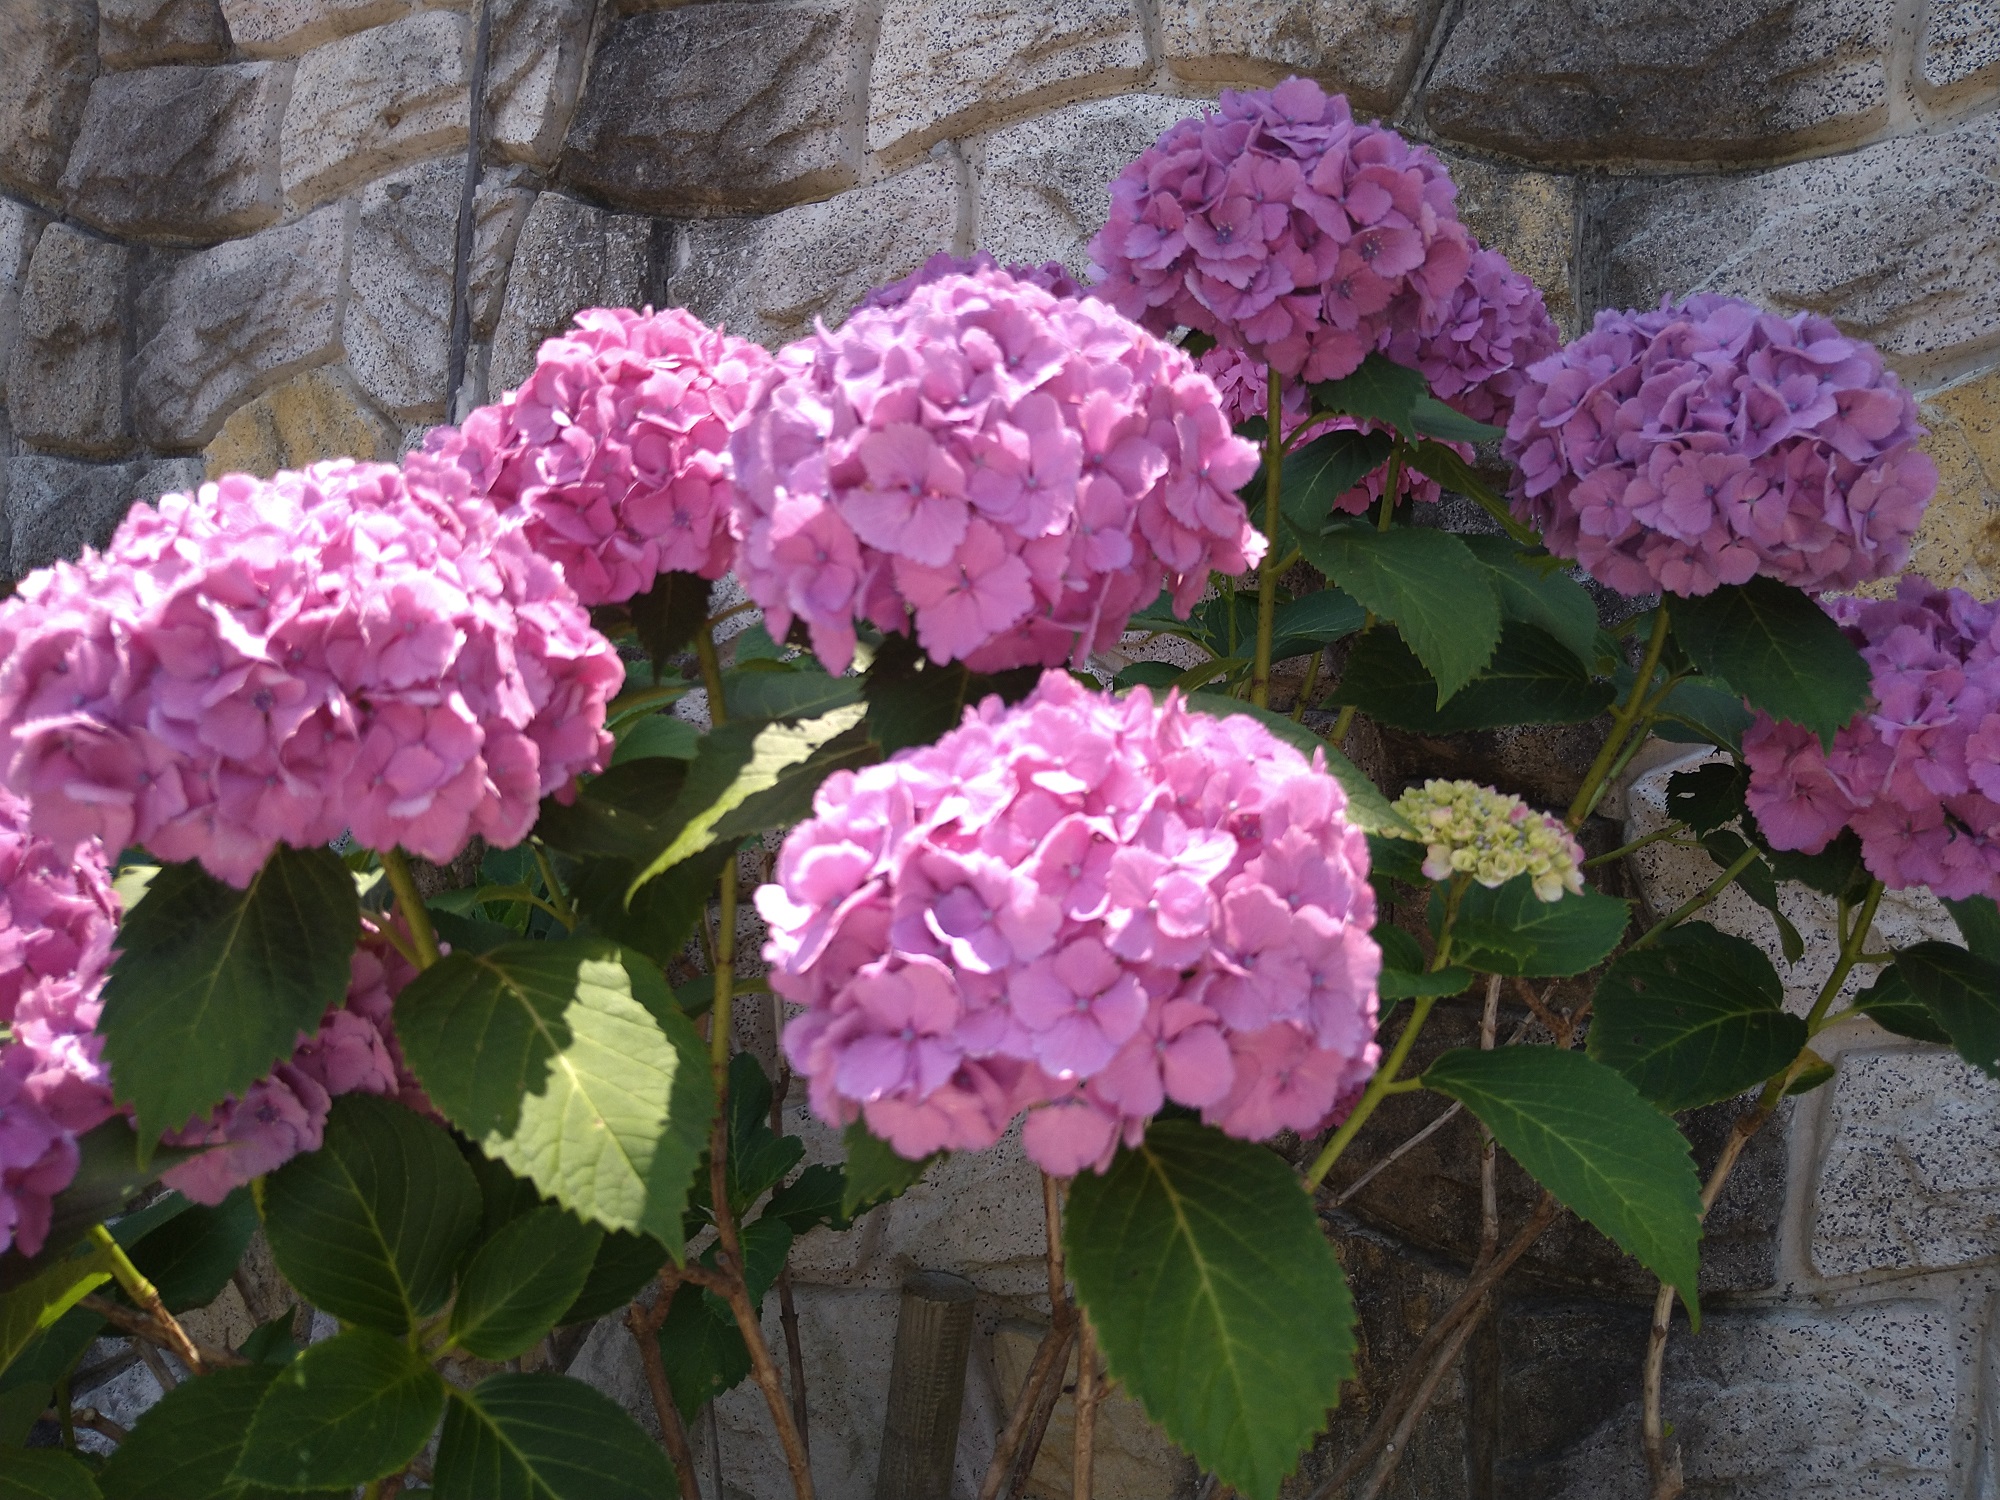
[1385,779,1586,903]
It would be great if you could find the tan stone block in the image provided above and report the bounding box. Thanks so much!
[1899,368,2000,600]
[202,366,399,480]
[1437,153,1577,334]
[178,1279,259,1353]
[1158,0,1442,114]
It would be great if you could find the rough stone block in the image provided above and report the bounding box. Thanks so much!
[1919,0,2000,108]
[98,0,231,69]
[868,0,1146,161]
[1906,368,2000,601]
[7,225,132,458]
[1157,0,1442,113]
[202,364,398,478]
[280,8,469,210]
[1436,152,1577,333]
[560,4,858,216]
[484,0,594,169]
[972,95,1196,277]
[1424,0,1891,165]
[132,201,351,448]
[3,454,202,577]
[60,62,288,241]
[487,191,651,395]
[668,158,959,349]
[1586,113,2000,384]
[220,0,413,57]
[0,0,99,201]
[0,200,46,410]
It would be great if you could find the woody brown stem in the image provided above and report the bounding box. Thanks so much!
[627,1275,704,1500]
[979,1173,1078,1500]
[1073,1311,1103,1500]
[78,1290,244,1371]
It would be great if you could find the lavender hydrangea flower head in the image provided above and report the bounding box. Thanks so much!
[1505,294,1937,598]
[860,251,1087,313]
[729,267,1263,675]
[1089,78,1474,385]
[760,670,1381,1176]
[1376,245,1561,428]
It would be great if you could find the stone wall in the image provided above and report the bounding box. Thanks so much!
[2,2,1997,1498]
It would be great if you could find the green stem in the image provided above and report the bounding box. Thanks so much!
[1377,447,1403,532]
[1566,606,1672,829]
[1805,880,1884,1037]
[1292,649,1325,723]
[708,598,759,630]
[1631,846,1760,949]
[696,625,728,729]
[379,848,441,970]
[712,865,737,1077]
[530,841,577,930]
[88,1225,206,1375]
[1251,366,1284,709]
[1583,825,1688,868]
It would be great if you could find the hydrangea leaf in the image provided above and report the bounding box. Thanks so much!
[1423,1047,1703,1320]
[1654,678,1756,754]
[1375,922,1473,1000]
[1588,923,1805,1110]
[1260,425,1393,536]
[1308,354,1502,443]
[434,1373,677,1500]
[841,1120,940,1217]
[1328,623,1613,734]
[233,1327,446,1491]
[1270,587,1366,656]
[762,1163,852,1236]
[0,1244,114,1377]
[0,1448,99,1500]
[1183,693,1413,835]
[1404,442,1539,542]
[1461,536,1599,663]
[1665,761,1748,835]
[127,1187,258,1314]
[1896,942,2000,1078]
[558,1229,672,1326]
[0,1120,198,1288]
[95,1363,343,1500]
[1065,1120,1356,1500]
[1943,896,2000,964]
[1670,578,1870,748]
[720,669,859,724]
[1854,965,1953,1045]
[622,570,712,674]
[260,1094,481,1336]
[393,940,715,1255]
[449,1206,603,1362]
[1435,876,1630,977]
[610,714,701,765]
[654,1280,751,1425]
[99,846,359,1149]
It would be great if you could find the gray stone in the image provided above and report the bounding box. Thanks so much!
[1157,0,1443,113]
[1586,113,2000,385]
[484,0,594,170]
[1811,1047,2000,1278]
[668,159,959,349]
[0,0,99,201]
[868,0,1147,161]
[971,94,1195,276]
[132,202,351,448]
[560,5,858,216]
[280,8,470,210]
[8,225,132,458]
[98,0,230,69]
[487,192,651,395]
[1919,0,2000,108]
[60,62,289,241]
[0,200,46,410]
[1424,0,1891,166]
[3,454,202,576]
[1436,153,1578,333]
[220,0,414,57]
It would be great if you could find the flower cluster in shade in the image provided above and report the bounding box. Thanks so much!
[859,251,1087,313]
[761,671,1382,1176]
[432,306,775,607]
[1745,576,2000,900]
[0,459,623,886]
[1504,294,1936,598]
[1089,77,1473,386]
[729,267,1264,675]
[1383,779,1586,902]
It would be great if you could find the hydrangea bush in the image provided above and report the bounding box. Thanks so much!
[1,79,1991,1500]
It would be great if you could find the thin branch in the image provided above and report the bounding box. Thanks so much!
[46,1405,128,1444]
[979,1174,1077,1500]
[1355,1306,1483,1500]
[131,1336,178,1393]
[776,1266,810,1456]
[626,1276,705,1500]
[1329,1102,1461,1207]
[1073,1312,1103,1500]
[78,1293,246,1370]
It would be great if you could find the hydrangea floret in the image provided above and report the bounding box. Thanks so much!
[860,251,1087,312]
[1384,779,1586,902]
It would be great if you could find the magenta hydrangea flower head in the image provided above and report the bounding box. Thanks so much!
[730,268,1264,675]
[760,670,1381,1175]
[1504,294,1937,598]
[1089,78,1473,386]
[0,459,622,886]
[432,306,775,606]
[1745,576,2000,900]
[1377,245,1561,428]
[860,252,1088,313]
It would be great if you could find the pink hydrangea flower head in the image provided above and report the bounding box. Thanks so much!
[730,268,1263,674]
[1746,577,2000,900]
[431,306,776,605]
[1505,294,1937,597]
[860,252,1088,312]
[1089,78,1474,385]
[761,670,1381,1172]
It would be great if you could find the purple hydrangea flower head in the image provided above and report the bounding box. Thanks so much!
[1088,78,1474,385]
[1746,577,2000,900]
[860,252,1087,313]
[760,670,1381,1173]
[1505,294,1937,597]
[729,268,1264,675]
[430,307,775,606]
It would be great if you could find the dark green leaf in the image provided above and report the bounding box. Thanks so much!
[1403,442,1538,543]
[100,847,359,1146]
[1854,965,1953,1044]
[1763,829,1870,900]
[1898,943,2000,1077]
[533,759,690,865]
[1065,1120,1356,1500]
[261,1094,481,1335]
[1461,537,1600,664]
[1423,1048,1703,1318]
[0,1245,114,1376]
[1654,678,1756,754]
[0,1308,100,1408]
[1309,354,1428,431]
[0,1447,98,1500]
[1698,830,1803,963]
[1588,923,1805,1110]
[841,1121,938,1217]
[611,715,700,765]
[1182,694,1412,835]
[1437,877,1631,977]
[235,1327,446,1491]
[1365,834,1430,891]
[762,1163,851,1236]
[129,1187,258,1313]
[468,1150,547,1241]
[1268,427,1394,536]
[722,1054,805,1216]
[1269,587,1366,656]
[625,571,711,673]
[1114,661,1182,691]
[1784,1048,1836,1096]
[0,1120,197,1292]
[1329,623,1613,734]
[451,1207,604,1361]
[1375,926,1473,999]
[1666,761,1748,835]
[236,1311,302,1366]
[1944,896,2000,964]
[730,621,789,664]
[655,1282,749,1424]
[429,907,522,956]
[96,1363,339,1500]
[560,1230,671,1325]
[708,723,879,845]
[435,1373,677,1500]
[571,838,737,972]
[1670,579,1870,748]
[721,670,861,724]
[394,939,716,1253]
[1408,394,1504,444]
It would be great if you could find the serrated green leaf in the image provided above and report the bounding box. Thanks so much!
[0,1119,197,1294]
[624,570,712,674]
[762,1163,851,1236]
[0,1308,100,1416]
[235,1326,445,1491]
[720,1054,805,1216]
[236,1311,302,1367]
[394,940,715,1254]
[1897,943,2000,1078]
[841,1120,938,1217]
[100,847,359,1146]
[1588,924,1805,1110]
[559,1230,670,1326]
[1423,1048,1703,1318]
[1293,523,1501,703]
[656,1278,750,1423]
[96,1363,341,1500]
[1460,536,1599,664]
[1437,876,1631,977]
[1375,926,1473,999]
[1365,833,1430,892]
[129,1187,258,1314]
[1267,427,1394,536]
[1310,354,1427,431]
[1402,442,1538,543]
[570,839,738,972]
[1269,587,1366,656]
[1666,761,1748,835]
[451,1207,604,1361]
[721,669,860,724]
[1065,1120,1356,1500]
[1854,965,1953,1044]
[1115,661,1182,691]
[1408,394,1504,444]
[1182,693,1413,835]
[1670,579,1870,748]
[0,1246,113,1378]
[1944,896,2000,964]
[0,1447,99,1500]
[1329,623,1613,734]
[611,715,701,765]
[261,1094,481,1336]
[435,1373,677,1500]
[534,760,689,865]
[709,723,879,844]
[1654,678,1757,754]
[1764,829,1870,899]
[1697,830,1803,963]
